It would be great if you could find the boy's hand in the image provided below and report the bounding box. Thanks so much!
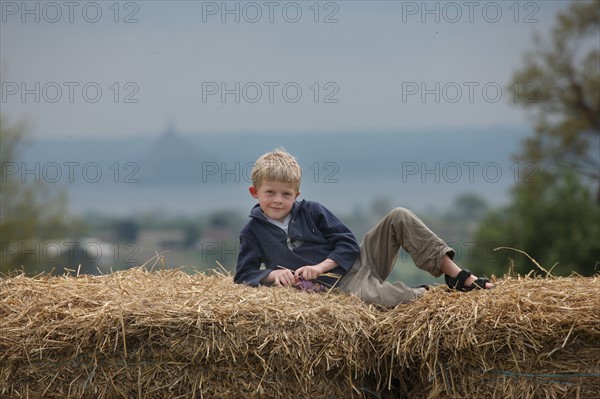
[268,269,298,287]
[295,264,324,281]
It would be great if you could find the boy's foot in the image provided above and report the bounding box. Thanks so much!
[464,274,494,289]
[445,269,494,291]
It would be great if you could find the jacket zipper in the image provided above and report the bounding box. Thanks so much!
[252,206,298,252]
[286,215,296,251]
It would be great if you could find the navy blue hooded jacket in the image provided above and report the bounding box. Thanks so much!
[234,200,360,287]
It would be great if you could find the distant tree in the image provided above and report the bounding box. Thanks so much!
[182,223,199,249]
[0,115,72,273]
[510,0,599,191]
[473,1,600,276]
[446,193,489,223]
[208,210,244,230]
[438,194,490,259]
[369,196,393,220]
[209,212,230,228]
[474,171,600,276]
[114,219,140,242]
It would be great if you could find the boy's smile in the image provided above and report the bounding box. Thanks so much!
[249,181,300,222]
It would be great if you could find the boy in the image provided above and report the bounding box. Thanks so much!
[234,149,492,307]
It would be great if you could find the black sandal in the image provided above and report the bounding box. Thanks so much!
[445,269,490,291]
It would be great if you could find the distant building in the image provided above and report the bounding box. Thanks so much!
[138,122,210,184]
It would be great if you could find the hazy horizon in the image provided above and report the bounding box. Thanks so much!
[18,126,530,217]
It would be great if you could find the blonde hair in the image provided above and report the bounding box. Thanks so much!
[252,149,302,191]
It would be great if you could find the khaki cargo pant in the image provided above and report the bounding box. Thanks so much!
[338,207,455,307]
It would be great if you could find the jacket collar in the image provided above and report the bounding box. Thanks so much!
[249,199,305,221]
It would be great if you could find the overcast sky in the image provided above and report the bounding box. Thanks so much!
[1,0,569,139]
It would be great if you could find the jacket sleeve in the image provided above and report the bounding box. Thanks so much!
[311,202,360,272]
[234,232,272,286]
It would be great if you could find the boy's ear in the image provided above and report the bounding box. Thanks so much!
[249,186,259,198]
[295,191,301,199]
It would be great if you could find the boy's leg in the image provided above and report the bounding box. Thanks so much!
[359,207,454,278]
[339,207,454,307]
[338,261,423,307]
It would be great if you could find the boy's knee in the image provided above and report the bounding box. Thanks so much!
[389,207,413,220]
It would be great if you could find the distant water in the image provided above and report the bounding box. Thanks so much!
[23,128,531,217]
[66,174,514,217]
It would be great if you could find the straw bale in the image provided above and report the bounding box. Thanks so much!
[2,268,599,399]
[378,275,600,399]
[0,268,383,399]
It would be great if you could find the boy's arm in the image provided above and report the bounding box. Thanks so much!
[234,234,272,286]
[311,202,360,272]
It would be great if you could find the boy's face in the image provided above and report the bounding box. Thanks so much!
[249,180,300,222]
